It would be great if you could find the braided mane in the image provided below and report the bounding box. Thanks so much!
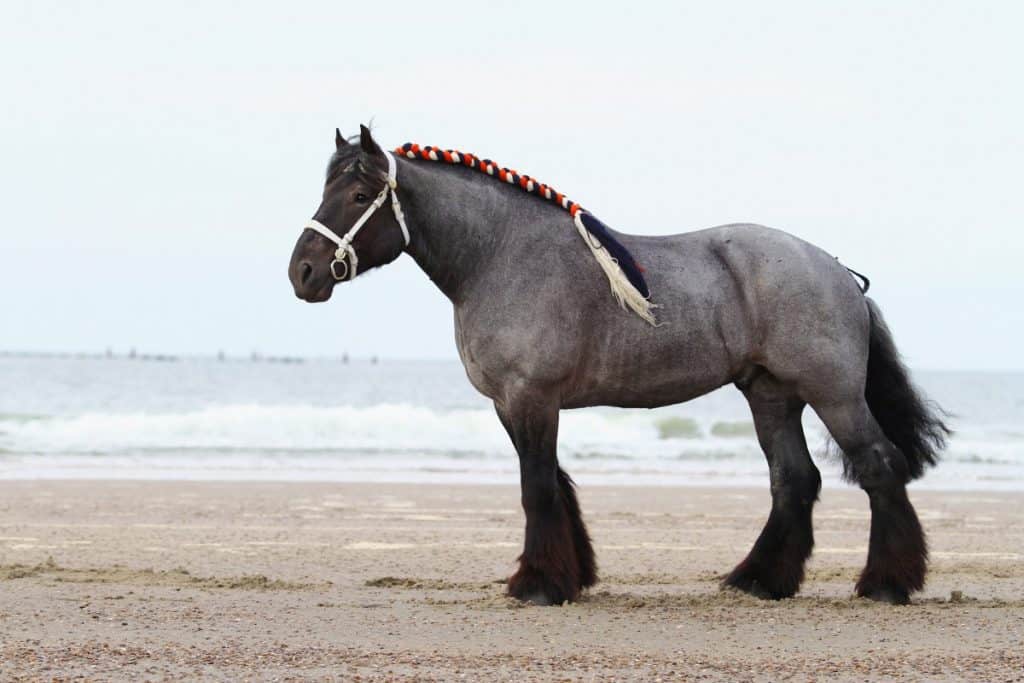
[396,143,587,218]
[395,143,656,324]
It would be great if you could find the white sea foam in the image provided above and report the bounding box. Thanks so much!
[1,358,1022,489]
[0,403,764,461]
[0,401,1021,489]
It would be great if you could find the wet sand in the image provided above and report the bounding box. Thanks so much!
[1,481,1022,681]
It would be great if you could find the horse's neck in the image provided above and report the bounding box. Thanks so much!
[398,161,524,302]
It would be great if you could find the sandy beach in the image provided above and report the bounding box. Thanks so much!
[0,481,1021,681]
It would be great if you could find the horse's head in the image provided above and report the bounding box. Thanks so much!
[288,125,409,302]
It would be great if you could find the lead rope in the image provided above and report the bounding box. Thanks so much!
[303,151,410,281]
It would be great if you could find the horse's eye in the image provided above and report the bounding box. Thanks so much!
[354,192,369,203]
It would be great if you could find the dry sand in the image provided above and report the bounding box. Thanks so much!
[0,480,1022,681]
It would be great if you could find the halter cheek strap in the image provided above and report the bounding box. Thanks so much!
[303,151,411,281]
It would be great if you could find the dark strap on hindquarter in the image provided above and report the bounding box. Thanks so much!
[846,266,871,294]
[835,257,871,294]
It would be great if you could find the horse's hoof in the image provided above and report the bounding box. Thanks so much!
[723,566,797,600]
[858,585,910,605]
[738,579,775,600]
[507,566,576,606]
[723,578,784,600]
[520,591,555,606]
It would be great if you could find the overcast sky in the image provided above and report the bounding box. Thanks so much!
[2,2,1021,370]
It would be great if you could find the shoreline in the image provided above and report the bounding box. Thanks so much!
[1,480,1022,680]
[2,473,1023,493]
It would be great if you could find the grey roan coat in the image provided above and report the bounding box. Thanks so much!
[289,126,949,606]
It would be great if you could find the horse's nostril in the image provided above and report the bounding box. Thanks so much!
[299,261,313,285]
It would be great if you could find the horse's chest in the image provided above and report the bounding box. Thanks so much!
[460,355,501,401]
[453,316,503,401]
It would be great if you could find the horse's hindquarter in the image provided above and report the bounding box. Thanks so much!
[688,224,872,397]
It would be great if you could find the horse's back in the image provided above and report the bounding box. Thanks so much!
[627,221,865,321]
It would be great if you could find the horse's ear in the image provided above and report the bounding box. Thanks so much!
[335,128,348,149]
[359,124,382,156]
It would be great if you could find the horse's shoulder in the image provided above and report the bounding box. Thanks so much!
[453,295,581,392]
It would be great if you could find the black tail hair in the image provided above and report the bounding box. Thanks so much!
[863,298,950,480]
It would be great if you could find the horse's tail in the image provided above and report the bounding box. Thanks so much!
[861,297,950,480]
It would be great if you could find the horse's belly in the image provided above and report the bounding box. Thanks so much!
[562,342,734,409]
[564,375,730,409]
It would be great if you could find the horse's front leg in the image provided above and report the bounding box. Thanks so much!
[495,392,596,605]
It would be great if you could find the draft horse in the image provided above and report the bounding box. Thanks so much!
[289,126,948,605]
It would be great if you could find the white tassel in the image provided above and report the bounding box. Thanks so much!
[574,212,658,326]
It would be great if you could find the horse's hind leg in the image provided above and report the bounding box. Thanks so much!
[724,372,820,599]
[495,390,596,605]
[813,398,926,604]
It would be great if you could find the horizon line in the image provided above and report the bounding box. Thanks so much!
[1,348,1021,374]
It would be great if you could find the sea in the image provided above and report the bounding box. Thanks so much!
[1,355,1022,490]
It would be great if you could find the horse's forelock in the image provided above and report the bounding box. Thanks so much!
[325,145,387,188]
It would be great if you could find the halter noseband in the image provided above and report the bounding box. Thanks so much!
[303,151,411,281]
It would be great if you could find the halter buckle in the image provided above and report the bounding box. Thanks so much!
[330,256,349,281]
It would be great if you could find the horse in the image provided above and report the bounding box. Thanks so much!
[288,125,949,606]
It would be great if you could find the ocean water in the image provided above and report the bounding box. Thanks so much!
[1,355,1022,490]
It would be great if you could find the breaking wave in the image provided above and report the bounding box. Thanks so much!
[1,400,1021,489]
[0,403,764,462]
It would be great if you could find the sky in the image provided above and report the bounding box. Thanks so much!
[2,1,1022,370]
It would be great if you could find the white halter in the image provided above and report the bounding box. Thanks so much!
[303,151,411,281]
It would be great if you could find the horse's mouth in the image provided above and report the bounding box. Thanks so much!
[294,282,334,303]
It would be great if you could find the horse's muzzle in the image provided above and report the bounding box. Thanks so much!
[289,259,334,303]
